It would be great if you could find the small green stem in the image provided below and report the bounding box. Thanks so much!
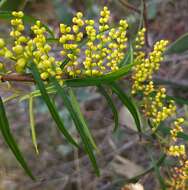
[29,96,39,154]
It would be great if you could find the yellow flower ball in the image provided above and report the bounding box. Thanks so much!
[0,38,5,48]
[0,62,4,70]
[12,45,23,54]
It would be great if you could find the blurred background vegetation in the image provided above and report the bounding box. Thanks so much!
[0,0,188,189]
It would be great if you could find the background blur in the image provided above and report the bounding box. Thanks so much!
[0,0,188,189]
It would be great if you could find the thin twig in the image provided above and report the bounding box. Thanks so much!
[118,0,141,14]
[0,73,69,83]
[119,0,149,47]
[143,0,149,47]
[1,73,35,82]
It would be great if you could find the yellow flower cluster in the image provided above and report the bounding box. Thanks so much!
[10,11,29,73]
[167,117,188,189]
[132,30,175,129]
[132,28,188,189]
[169,158,188,190]
[132,38,168,94]
[0,7,128,81]
[0,38,13,60]
[84,18,101,76]
[59,6,128,77]
[31,21,63,81]
[59,12,84,77]
[135,27,146,50]
[170,118,184,141]
[168,145,186,157]
[99,6,110,32]
[144,88,176,127]
[107,20,128,71]
[10,11,25,38]
[0,38,6,71]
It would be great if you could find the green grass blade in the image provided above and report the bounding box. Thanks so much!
[29,96,39,154]
[51,78,99,175]
[0,97,35,180]
[0,11,54,37]
[98,85,119,132]
[109,82,142,133]
[67,88,98,151]
[154,77,188,91]
[124,154,166,184]
[150,154,166,190]
[165,32,188,54]
[119,43,133,68]
[0,0,24,11]
[30,63,78,148]
[166,95,188,106]
[64,63,133,87]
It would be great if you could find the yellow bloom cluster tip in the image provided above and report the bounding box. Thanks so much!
[132,38,168,94]
[135,27,146,50]
[170,118,184,141]
[168,145,186,157]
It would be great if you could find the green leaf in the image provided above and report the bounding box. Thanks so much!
[150,154,166,190]
[52,1,72,25]
[154,77,188,91]
[109,82,142,133]
[166,95,188,106]
[166,33,188,54]
[51,78,100,175]
[0,0,25,11]
[124,154,166,184]
[0,97,35,180]
[147,1,158,20]
[29,96,39,154]
[30,63,78,148]
[64,63,133,87]
[98,85,119,132]
[0,11,54,38]
[119,43,133,68]
[67,88,98,150]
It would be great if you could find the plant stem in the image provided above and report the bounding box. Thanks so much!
[143,0,149,47]
[118,0,141,14]
[0,73,69,83]
[1,73,35,82]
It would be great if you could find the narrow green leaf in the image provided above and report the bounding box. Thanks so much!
[51,78,100,175]
[166,95,188,106]
[0,0,24,11]
[109,82,142,133]
[67,88,98,150]
[166,33,188,54]
[119,44,133,68]
[0,97,35,180]
[150,154,166,190]
[154,77,188,91]
[30,63,78,148]
[60,57,70,70]
[0,11,54,38]
[124,154,166,184]
[29,96,39,154]
[98,85,119,132]
[64,63,133,87]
